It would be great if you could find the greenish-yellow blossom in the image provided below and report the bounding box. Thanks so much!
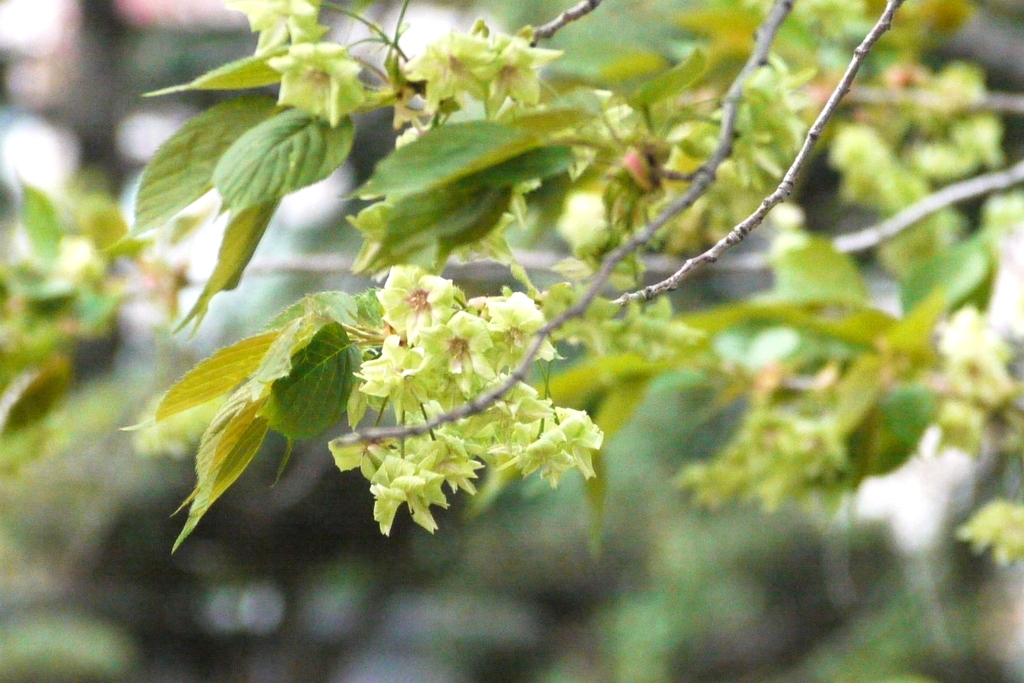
[268,42,366,127]
[225,0,325,54]
[355,335,429,420]
[488,34,561,108]
[679,409,846,510]
[377,265,457,344]
[520,425,570,486]
[557,191,611,258]
[418,311,495,393]
[484,291,555,366]
[419,428,484,494]
[555,407,603,479]
[329,441,366,472]
[369,454,448,535]
[403,26,561,113]
[403,30,495,111]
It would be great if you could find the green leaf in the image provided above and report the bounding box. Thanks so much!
[155,330,279,422]
[839,362,932,481]
[834,354,884,435]
[466,146,574,188]
[598,51,670,82]
[681,302,894,348]
[363,147,574,271]
[262,322,360,439]
[900,235,991,312]
[713,326,801,371]
[357,111,589,198]
[133,96,278,236]
[592,379,650,440]
[213,110,355,212]
[266,290,385,331]
[365,184,512,271]
[174,397,269,551]
[177,201,279,331]
[507,107,596,138]
[548,354,675,408]
[20,185,63,263]
[628,49,707,107]
[146,53,283,97]
[359,121,533,198]
[77,195,129,250]
[254,317,315,384]
[770,236,869,307]
[881,383,936,447]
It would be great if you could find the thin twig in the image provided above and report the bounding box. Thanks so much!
[330,0,798,448]
[615,0,906,305]
[531,0,604,45]
[833,156,1024,253]
[850,86,1024,117]
[242,248,766,281]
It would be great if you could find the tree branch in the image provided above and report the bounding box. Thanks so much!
[531,0,604,45]
[833,156,1024,253]
[242,248,766,282]
[850,86,1024,117]
[330,0,799,448]
[615,0,906,305]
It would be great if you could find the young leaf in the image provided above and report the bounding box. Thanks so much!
[174,396,269,551]
[20,185,63,264]
[261,322,360,439]
[213,110,355,212]
[178,201,279,331]
[628,49,707,107]
[146,53,283,97]
[155,330,279,422]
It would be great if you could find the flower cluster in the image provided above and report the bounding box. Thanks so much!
[330,266,603,535]
[657,59,812,251]
[677,407,847,511]
[226,0,364,127]
[935,306,1019,453]
[403,22,561,114]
